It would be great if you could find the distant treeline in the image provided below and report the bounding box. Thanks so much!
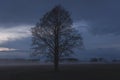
[0,58,40,62]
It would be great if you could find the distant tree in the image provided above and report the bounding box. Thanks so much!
[112,59,117,62]
[98,58,104,62]
[90,58,98,62]
[31,5,83,71]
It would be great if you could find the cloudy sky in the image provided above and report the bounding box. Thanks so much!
[0,0,120,52]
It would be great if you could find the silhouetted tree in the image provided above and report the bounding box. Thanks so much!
[31,5,83,71]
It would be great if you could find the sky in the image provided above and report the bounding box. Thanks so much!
[0,0,120,58]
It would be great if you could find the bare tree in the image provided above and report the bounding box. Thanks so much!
[31,5,83,71]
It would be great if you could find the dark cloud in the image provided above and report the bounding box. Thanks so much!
[77,0,120,35]
[0,0,120,50]
[59,0,120,35]
[0,0,119,34]
[0,0,57,25]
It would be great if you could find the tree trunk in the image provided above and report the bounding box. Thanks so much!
[54,24,60,72]
[54,54,59,72]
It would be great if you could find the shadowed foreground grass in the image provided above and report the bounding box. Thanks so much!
[0,63,120,80]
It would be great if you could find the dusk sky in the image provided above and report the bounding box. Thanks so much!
[0,0,120,52]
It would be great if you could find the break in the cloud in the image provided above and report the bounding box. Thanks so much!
[0,25,32,44]
[0,47,16,51]
[73,20,89,33]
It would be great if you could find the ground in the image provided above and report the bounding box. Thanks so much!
[0,63,120,80]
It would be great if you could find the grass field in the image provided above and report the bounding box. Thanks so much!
[0,63,120,80]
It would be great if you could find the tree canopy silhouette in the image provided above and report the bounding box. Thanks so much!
[31,5,83,71]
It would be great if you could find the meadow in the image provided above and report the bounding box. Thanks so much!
[0,61,119,80]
